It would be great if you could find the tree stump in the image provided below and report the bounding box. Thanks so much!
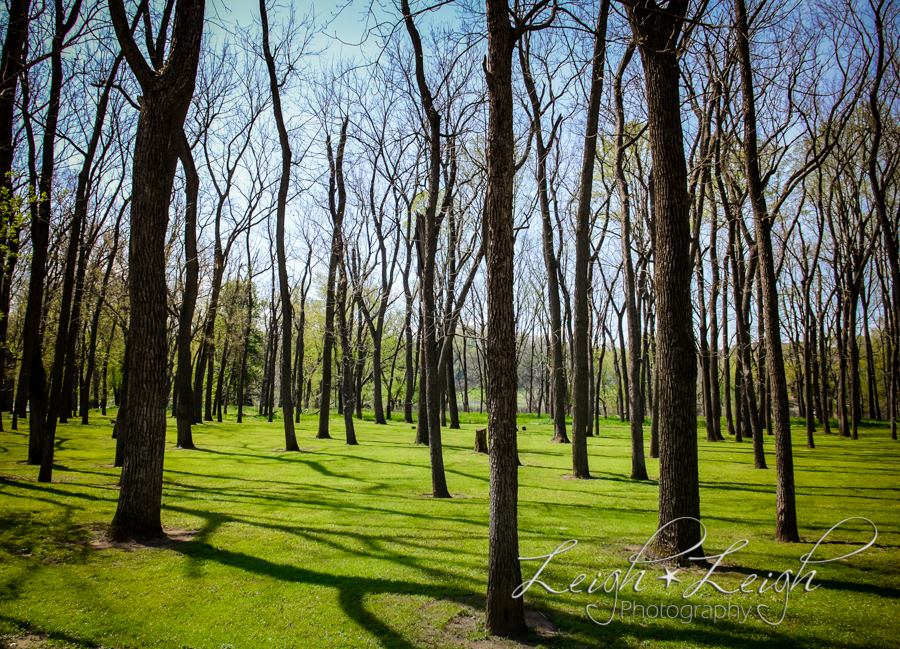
[475,428,488,454]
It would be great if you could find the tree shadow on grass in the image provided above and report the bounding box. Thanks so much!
[175,536,468,649]
[532,600,884,649]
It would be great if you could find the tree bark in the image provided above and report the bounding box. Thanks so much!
[733,0,799,541]
[107,0,205,541]
[626,0,702,559]
[237,253,253,424]
[518,39,569,444]
[259,0,299,450]
[317,121,349,440]
[401,0,450,498]
[337,261,357,445]
[571,0,610,479]
[614,40,648,479]
[865,3,899,437]
[482,0,535,635]
[175,131,199,448]
[0,0,31,430]
[21,0,80,465]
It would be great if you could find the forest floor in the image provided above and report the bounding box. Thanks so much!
[0,410,896,649]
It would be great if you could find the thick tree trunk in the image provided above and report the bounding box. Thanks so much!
[482,0,530,636]
[107,0,205,541]
[0,0,31,431]
[627,0,702,559]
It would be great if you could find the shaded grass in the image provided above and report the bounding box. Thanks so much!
[0,409,897,648]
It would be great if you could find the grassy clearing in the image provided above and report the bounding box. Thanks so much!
[0,410,897,648]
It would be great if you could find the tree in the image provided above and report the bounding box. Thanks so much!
[570,0,610,479]
[482,0,554,637]
[174,130,199,449]
[19,0,86,465]
[624,0,702,559]
[41,42,124,481]
[733,0,799,542]
[107,0,206,540]
[400,0,451,498]
[0,0,32,427]
[612,40,649,480]
[518,34,569,444]
[865,0,899,440]
[259,0,301,451]
[318,117,349,440]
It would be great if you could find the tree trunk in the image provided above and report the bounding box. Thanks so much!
[803,278,816,448]
[866,4,900,438]
[336,262,357,445]
[482,0,530,635]
[734,0,799,541]
[708,184,723,440]
[82,203,125,425]
[401,0,450,498]
[260,0,298,450]
[108,0,205,540]
[214,330,230,422]
[627,0,702,559]
[0,0,31,432]
[519,40,569,444]
[403,295,415,423]
[447,358,460,429]
[613,41,648,478]
[415,322,429,445]
[317,122,349,440]
[237,260,253,424]
[174,131,199,447]
[21,0,75,466]
[571,1,610,479]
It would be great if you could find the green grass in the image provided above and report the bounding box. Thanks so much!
[0,410,897,648]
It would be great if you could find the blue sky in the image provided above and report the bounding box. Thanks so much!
[206,0,463,60]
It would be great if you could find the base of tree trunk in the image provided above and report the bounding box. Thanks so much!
[107,519,165,543]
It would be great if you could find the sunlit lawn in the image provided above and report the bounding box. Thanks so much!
[0,408,897,648]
